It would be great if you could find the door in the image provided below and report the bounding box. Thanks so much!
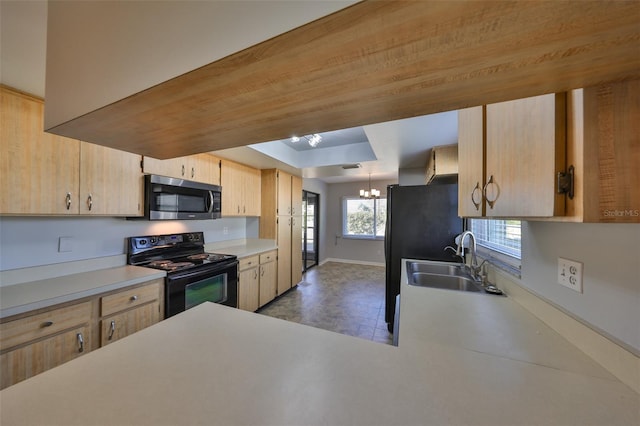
[302,190,319,271]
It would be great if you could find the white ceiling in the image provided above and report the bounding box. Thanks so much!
[0,1,459,184]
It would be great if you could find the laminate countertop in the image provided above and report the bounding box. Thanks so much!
[0,260,637,425]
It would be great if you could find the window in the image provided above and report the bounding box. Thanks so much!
[469,219,521,260]
[342,197,386,239]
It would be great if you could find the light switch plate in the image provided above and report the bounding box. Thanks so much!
[58,237,73,253]
[558,257,583,293]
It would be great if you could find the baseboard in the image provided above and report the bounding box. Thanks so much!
[320,258,385,267]
[491,267,640,394]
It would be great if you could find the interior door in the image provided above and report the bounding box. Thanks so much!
[302,191,319,271]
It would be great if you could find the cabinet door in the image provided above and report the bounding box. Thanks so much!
[485,93,566,217]
[1,87,80,214]
[80,142,143,215]
[277,170,292,215]
[142,156,184,179]
[458,106,485,217]
[243,166,262,216]
[291,216,303,287]
[238,267,259,312]
[185,153,220,185]
[221,159,243,216]
[290,175,302,216]
[277,217,293,295]
[1,325,90,389]
[259,260,277,307]
[101,302,160,346]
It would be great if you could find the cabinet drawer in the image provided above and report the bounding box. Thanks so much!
[259,250,277,264]
[0,302,92,351]
[101,281,161,317]
[1,325,90,389]
[239,255,259,271]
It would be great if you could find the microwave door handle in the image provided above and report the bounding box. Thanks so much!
[207,191,214,213]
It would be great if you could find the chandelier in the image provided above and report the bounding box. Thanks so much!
[360,173,380,199]
[291,133,323,147]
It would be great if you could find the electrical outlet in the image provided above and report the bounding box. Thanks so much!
[558,257,583,293]
[223,227,229,235]
[58,237,73,253]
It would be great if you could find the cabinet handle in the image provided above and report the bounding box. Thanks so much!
[482,175,499,209]
[130,295,138,302]
[87,193,93,211]
[191,167,195,178]
[243,206,246,214]
[237,205,240,214]
[41,321,54,328]
[261,266,265,277]
[108,320,116,341]
[182,165,185,176]
[254,269,258,280]
[288,218,291,226]
[288,207,291,214]
[292,218,296,226]
[65,192,72,210]
[77,333,84,353]
[471,182,481,211]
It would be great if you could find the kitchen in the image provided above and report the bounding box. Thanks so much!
[1,1,639,425]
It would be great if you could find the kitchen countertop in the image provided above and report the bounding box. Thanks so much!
[0,260,637,425]
[0,266,166,319]
[205,238,277,258]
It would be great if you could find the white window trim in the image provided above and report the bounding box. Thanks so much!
[341,196,386,241]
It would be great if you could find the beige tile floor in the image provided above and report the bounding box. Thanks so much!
[258,262,393,345]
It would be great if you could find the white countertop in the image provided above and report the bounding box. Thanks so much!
[0,266,166,319]
[0,259,637,425]
[205,238,277,258]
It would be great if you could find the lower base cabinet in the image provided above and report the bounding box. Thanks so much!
[0,278,164,389]
[238,250,278,312]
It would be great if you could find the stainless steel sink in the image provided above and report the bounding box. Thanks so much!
[407,261,468,277]
[409,272,483,292]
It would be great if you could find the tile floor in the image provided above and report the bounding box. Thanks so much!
[258,261,393,345]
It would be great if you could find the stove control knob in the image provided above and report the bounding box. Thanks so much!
[139,239,147,246]
[150,238,156,245]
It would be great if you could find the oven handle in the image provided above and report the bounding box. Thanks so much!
[167,260,238,281]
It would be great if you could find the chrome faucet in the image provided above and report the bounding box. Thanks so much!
[457,231,481,281]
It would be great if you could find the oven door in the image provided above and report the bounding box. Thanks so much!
[165,260,238,318]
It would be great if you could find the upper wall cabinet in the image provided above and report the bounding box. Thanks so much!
[425,144,458,184]
[562,80,639,223]
[220,159,261,217]
[458,93,567,218]
[142,153,220,186]
[1,86,143,216]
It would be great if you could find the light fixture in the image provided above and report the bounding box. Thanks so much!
[360,173,380,199]
[291,133,323,148]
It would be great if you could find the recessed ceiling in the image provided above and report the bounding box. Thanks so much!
[278,127,369,152]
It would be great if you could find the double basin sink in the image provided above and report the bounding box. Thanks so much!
[406,260,503,295]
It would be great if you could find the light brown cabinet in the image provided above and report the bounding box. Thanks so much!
[0,301,92,389]
[238,255,260,312]
[426,144,458,184]
[142,153,221,185]
[220,159,261,217]
[260,170,303,295]
[458,93,567,218]
[258,251,278,308]
[1,85,143,216]
[561,80,640,223]
[99,280,163,346]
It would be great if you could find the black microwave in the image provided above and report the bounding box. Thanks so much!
[143,174,221,220]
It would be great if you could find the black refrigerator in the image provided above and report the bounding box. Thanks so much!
[384,182,463,331]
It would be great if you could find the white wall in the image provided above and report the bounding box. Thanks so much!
[0,216,258,271]
[521,221,640,352]
[325,179,397,264]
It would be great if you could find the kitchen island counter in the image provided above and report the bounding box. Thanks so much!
[0,263,637,425]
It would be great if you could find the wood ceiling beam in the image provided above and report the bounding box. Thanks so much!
[46,0,640,159]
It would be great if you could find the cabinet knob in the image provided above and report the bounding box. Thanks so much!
[130,295,138,301]
[41,321,54,328]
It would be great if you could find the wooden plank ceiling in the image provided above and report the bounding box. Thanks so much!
[47,0,640,159]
